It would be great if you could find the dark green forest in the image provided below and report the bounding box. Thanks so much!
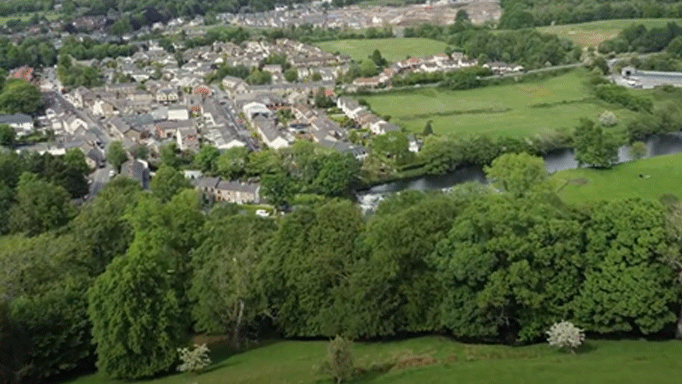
[2,149,682,383]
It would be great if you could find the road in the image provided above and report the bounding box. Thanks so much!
[211,86,260,151]
[88,165,115,201]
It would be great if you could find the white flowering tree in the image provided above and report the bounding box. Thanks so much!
[546,321,585,353]
[599,111,617,127]
[177,344,212,373]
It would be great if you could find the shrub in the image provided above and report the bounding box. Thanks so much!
[599,111,617,127]
[324,336,354,383]
[546,321,585,353]
[628,141,647,160]
[177,344,212,373]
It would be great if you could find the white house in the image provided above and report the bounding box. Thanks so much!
[0,114,33,136]
[168,107,189,121]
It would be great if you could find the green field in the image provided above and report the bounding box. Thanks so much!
[538,18,682,47]
[0,11,60,25]
[361,69,639,137]
[316,38,447,63]
[552,152,682,205]
[66,337,682,384]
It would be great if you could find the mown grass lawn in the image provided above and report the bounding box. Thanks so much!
[538,18,682,47]
[552,152,682,205]
[316,38,447,63]
[361,69,639,137]
[65,337,682,384]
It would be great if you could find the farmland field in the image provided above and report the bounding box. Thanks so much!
[552,152,682,205]
[316,38,447,63]
[538,18,682,47]
[65,337,682,384]
[360,69,639,137]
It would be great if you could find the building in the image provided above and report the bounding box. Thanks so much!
[121,159,150,189]
[191,176,260,204]
[252,116,289,149]
[177,127,200,152]
[0,114,33,136]
[168,107,190,121]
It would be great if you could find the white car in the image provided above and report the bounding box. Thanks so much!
[255,209,270,217]
[109,170,116,178]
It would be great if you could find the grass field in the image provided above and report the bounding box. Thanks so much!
[0,11,60,25]
[316,38,447,63]
[361,69,639,137]
[538,18,682,47]
[65,337,682,384]
[552,152,682,205]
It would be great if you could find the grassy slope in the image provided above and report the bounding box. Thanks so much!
[552,152,682,205]
[361,69,638,137]
[316,38,447,63]
[66,337,682,384]
[0,11,60,24]
[538,18,682,47]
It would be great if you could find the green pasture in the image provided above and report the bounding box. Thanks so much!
[316,38,447,62]
[360,69,639,137]
[0,11,60,25]
[65,337,682,384]
[538,18,682,47]
[552,152,682,205]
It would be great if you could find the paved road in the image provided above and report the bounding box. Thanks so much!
[211,87,260,151]
[88,166,115,201]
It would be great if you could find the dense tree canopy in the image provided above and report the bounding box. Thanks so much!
[0,79,42,115]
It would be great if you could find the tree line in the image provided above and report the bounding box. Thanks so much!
[499,0,682,28]
[2,151,682,383]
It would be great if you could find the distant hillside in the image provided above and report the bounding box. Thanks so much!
[500,0,682,28]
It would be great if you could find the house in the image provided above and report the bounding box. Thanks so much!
[190,177,260,204]
[106,83,138,97]
[337,97,366,119]
[121,159,150,189]
[370,120,400,135]
[155,120,193,139]
[407,134,422,153]
[168,107,189,121]
[262,64,282,75]
[0,114,33,136]
[177,127,200,152]
[243,102,272,122]
[352,77,381,88]
[183,170,203,180]
[92,98,117,118]
[214,180,260,204]
[252,116,289,149]
[156,88,179,103]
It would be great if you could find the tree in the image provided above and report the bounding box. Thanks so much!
[194,145,220,172]
[628,141,647,160]
[370,49,387,67]
[371,131,409,163]
[0,79,42,115]
[190,215,276,346]
[217,146,249,178]
[432,194,586,342]
[313,152,359,197]
[0,124,16,148]
[667,36,682,58]
[0,301,31,384]
[546,321,585,353]
[261,172,294,209]
[109,17,132,38]
[9,173,75,236]
[130,144,149,160]
[150,164,192,202]
[484,152,549,198]
[573,118,619,168]
[106,141,127,171]
[598,111,617,127]
[423,120,433,136]
[64,148,90,175]
[572,199,678,335]
[67,177,141,276]
[455,9,470,24]
[176,344,211,373]
[311,71,322,81]
[88,239,183,380]
[259,201,363,337]
[160,142,180,168]
[246,149,281,176]
[284,67,298,82]
[359,60,377,77]
[325,336,354,384]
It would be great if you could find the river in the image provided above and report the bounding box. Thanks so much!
[357,132,682,212]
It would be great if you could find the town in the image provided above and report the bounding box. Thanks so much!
[3,1,682,384]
